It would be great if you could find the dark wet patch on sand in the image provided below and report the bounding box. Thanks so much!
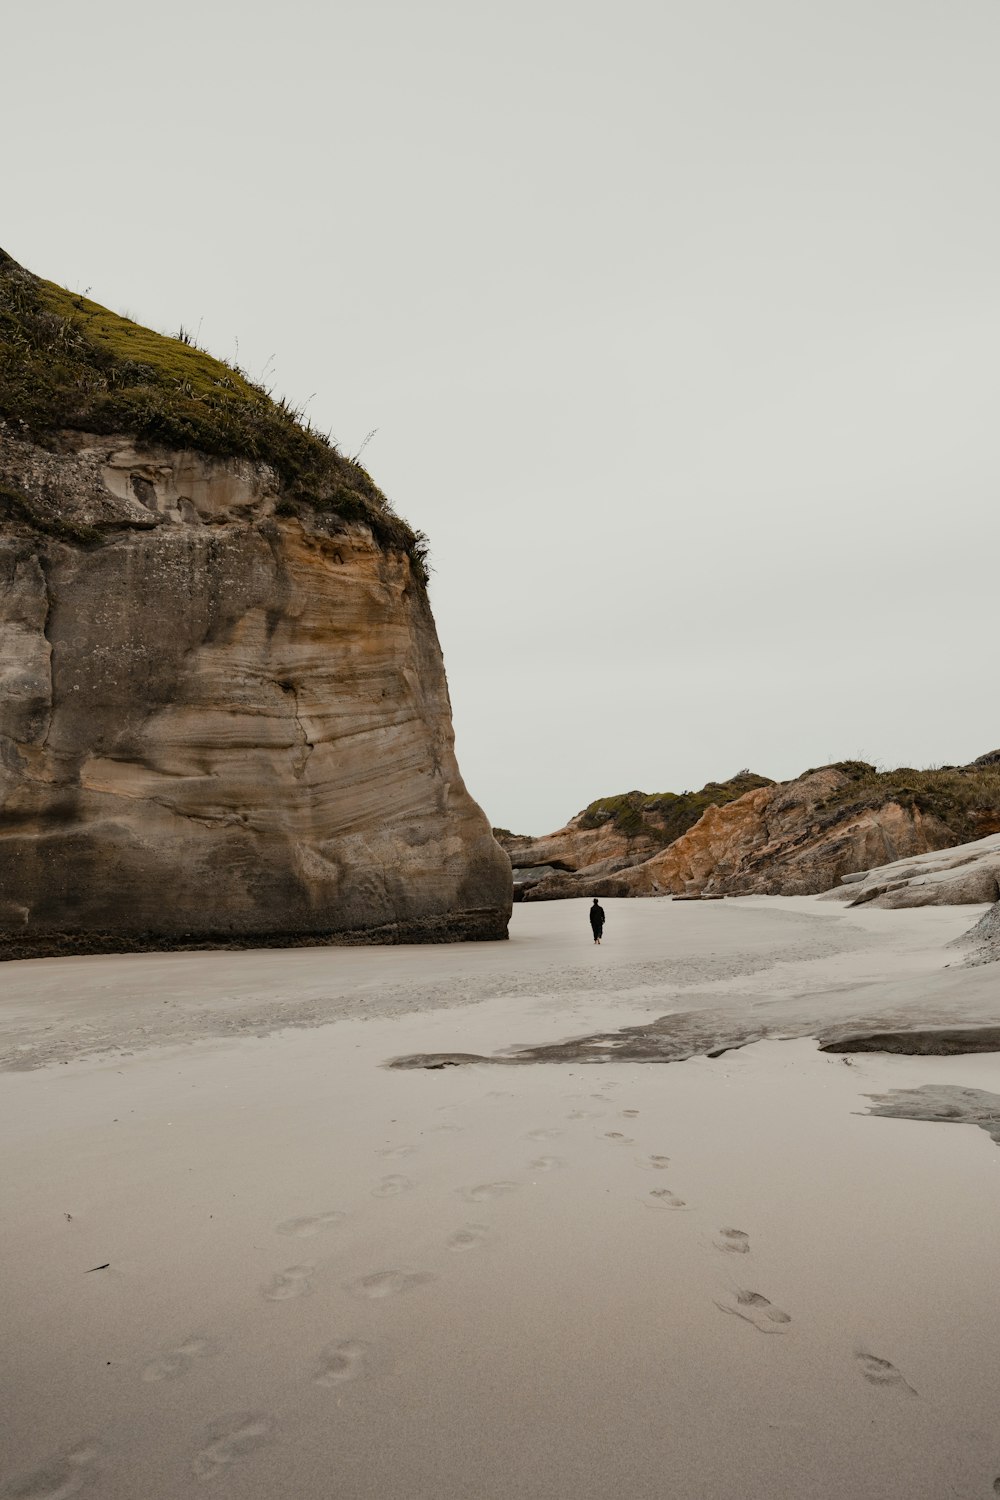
[389,1015,1000,1071]
[862,1085,1000,1146]
[387,1013,774,1069]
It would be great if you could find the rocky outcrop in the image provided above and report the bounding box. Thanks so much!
[956,901,1000,966]
[618,770,957,898]
[501,820,660,897]
[822,833,1000,911]
[499,772,774,899]
[514,758,1000,901]
[0,256,510,956]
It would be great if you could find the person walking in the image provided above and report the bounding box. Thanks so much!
[589,897,606,945]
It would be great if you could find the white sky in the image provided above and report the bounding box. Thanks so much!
[6,0,1000,833]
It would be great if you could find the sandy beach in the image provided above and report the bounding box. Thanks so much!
[3,896,1000,1499]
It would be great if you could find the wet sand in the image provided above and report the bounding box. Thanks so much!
[2,897,1000,1499]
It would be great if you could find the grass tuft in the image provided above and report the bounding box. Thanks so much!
[0,248,427,582]
[815,762,1000,841]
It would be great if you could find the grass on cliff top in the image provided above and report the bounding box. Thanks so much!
[814,760,1000,842]
[0,248,428,579]
[578,771,775,843]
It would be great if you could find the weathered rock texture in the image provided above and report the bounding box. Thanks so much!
[502,821,660,897]
[958,901,1000,966]
[0,431,510,956]
[821,833,1000,913]
[619,770,958,898]
[498,773,774,899]
[509,759,1000,901]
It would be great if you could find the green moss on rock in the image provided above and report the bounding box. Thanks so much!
[0,482,102,546]
[816,762,1000,842]
[579,772,775,844]
[0,248,428,580]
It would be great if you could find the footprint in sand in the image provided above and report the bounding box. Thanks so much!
[603,1132,635,1143]
[275,1211,345,1238]
[525,1128,562,1141]
[636,1155,671,1171]
[642,1188,687,1210]
[192,1414,275,1481]
[378,1144,416,1160]
[447,1225,489,1253]
[714,1228,750,1255]
[459,1181,519,1203]
[261,1265,314,1302]
[715,1290,791,1333]
[529,1156,566,1172]
[372,1175,413,1198]
[346,1270,436,1300]
[566,1109,601,1121]
[141,1337,217,1384]
[621,1109,640,1118]
[313,1340,368,1388]
[1,1442,99,1499]
[855,1351,918,1395]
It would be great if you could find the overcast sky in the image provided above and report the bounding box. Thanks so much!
[6,0,999,833]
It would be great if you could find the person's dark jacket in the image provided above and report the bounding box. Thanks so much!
[589,903,605,933]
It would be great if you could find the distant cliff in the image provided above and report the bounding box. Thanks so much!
[497,773,773,897]
[0,250,511,955]
[501,758,1000,900]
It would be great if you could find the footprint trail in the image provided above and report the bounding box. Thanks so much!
[714,1228,750,1254]
[261,1265,314,1301]
[192,1414,274,1482]
[141,1337,216,1384]
[715,1290,791,1333]
[313,1340,368,1387]
[855,1351,918,1395]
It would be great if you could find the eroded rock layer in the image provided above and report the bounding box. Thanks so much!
[618,770,956,898]
[509,759,1000,902]
[0,431,511,955]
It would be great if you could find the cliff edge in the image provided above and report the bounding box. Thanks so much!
[0,251,511,955]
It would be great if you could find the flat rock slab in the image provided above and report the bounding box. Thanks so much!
[821,1027,1000,1056]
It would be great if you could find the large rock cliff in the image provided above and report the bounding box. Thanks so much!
[617,769,957,897]
[498,773,774,898]
[0,253,510,955]
[508,759,1000,901]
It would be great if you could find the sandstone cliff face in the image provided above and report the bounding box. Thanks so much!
[0,429,511,955]
[618,770,957,897]
[499,773,774,898]
[514,762,988,902]
[501,820,659,896]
